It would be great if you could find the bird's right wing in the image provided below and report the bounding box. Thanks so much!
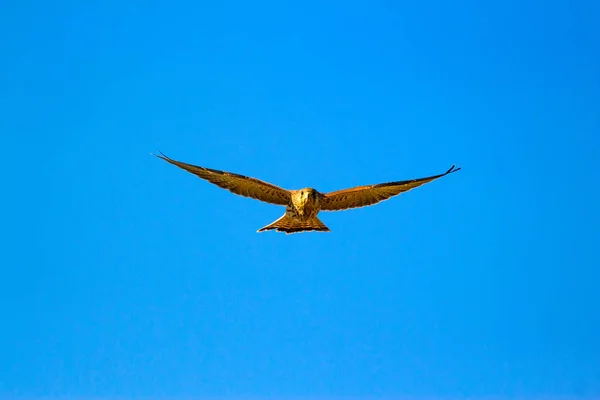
[320,165,461,211]
[153,152,291,206]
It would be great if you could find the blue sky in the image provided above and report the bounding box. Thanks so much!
[1,0,599,397]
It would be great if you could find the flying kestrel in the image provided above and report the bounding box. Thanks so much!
[153,152,461,234]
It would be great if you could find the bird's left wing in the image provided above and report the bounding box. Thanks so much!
[320,165,461,211]
[153,152,291,205]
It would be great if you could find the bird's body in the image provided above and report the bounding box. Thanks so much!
[290,188,322,220]
[153,152,461,234]
[265,188,330,234]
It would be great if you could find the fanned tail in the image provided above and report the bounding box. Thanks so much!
[257,214,331,234]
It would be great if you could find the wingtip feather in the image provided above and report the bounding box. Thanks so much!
[151,151,170,161]
[446,164,461,174]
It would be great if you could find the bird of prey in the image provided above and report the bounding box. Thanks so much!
[153,152,461,234]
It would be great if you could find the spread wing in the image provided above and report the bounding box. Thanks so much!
[153,152,291,206]
[320,165,461,211]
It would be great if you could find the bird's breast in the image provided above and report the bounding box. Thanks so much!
[295,198,319,220]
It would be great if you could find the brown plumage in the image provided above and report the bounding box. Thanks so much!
[153,152,461,234]
[319,164,461,211]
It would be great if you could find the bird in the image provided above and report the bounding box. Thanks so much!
[152,152,461,234]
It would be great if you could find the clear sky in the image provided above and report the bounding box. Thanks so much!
[1,0,599,398]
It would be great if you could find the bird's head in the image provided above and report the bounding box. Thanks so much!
[298,188,319,204]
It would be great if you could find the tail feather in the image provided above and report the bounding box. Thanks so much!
[257,214,330,234]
